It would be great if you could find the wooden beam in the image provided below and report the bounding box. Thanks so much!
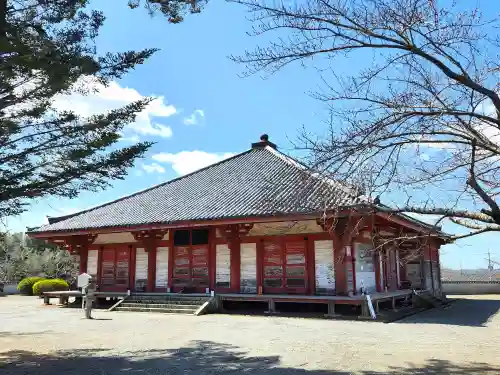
[29,211,355,239]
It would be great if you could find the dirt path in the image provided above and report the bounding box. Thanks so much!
[1,295,499,374]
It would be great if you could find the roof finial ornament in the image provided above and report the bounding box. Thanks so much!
[252,133,277,150]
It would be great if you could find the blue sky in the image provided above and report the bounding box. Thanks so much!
[3,0,500,270]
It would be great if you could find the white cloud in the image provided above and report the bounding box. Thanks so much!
[118,134,141,143]
[141,163,166,174]
[183,109,205,126]
[152,150,235,175]
[51,77,176,140]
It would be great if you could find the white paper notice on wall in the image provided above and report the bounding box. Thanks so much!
[156,247,169,288]
[87,249,98,278]
[216,244,231,287]
[240,243,257,293]
[345,246,351,256]
[314,240,335,294]
[135,248,148,281]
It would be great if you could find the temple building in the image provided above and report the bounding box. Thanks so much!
[28,135,446,311]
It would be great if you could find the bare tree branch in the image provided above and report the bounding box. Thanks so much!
[230,0,500,240]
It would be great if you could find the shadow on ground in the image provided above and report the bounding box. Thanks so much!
[0,341,498,374]
[397,298,500,327]
[0,331,54,337]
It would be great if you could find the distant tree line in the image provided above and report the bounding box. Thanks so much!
[0,232,78,282]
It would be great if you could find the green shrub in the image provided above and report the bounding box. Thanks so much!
[32,279,69,296]
[17,277,46,295]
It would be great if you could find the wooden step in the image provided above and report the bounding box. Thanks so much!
[126,299,204,306]
[115,306,198,314]
[413,291,451,308]
[120,303,200,309]
[130,296,210,303]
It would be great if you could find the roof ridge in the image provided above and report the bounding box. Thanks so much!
[46,148,253,224]
[263,146,369,202]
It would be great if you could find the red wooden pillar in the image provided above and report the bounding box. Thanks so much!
[79,248,88,274]
[96,246,103,288]
[129,245,136,290]
[230,237,241,292]
[387,247,399,291]
[256,239,264,295]
[306,237,315,295]
[226,225,241,293]
[132,229,168,293]
[333,233,347,295]
[398,250,407,284]
[168,230,174,290]
[147,248,157,292]
[221,224,253,293]
[374,249,382,292]
[346,240,355,295]
[209,227,217,292]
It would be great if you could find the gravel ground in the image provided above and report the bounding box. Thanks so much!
[1,294,499,374]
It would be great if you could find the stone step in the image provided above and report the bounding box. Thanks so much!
[115,306,197,314]
[131,295,210,302]
[127,299,206,306]
[121,303,200,310]
[414,292,451,308]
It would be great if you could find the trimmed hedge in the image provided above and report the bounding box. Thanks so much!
[17,277,46,296]
[32,279,69,296]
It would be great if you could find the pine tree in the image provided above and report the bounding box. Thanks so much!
[0,0,165,218]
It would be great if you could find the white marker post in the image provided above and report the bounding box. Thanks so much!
[366,295,377,319]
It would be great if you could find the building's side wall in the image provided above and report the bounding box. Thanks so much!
[73,219,438,295]
[421,239,442,295]
[79,225,375,296]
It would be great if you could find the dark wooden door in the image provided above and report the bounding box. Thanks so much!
[263,241,283,294]
[172,244,209,292]
[100,248,130,292]
[263,239,307,294]
[284,240,307,294]
[100,249,115,290]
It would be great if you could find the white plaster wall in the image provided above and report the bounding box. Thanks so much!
[156,247,169,288]
[314,240,335,294]
[240,243,257,293]
[354,242,377,294]
[216,244,231,287]
[135,248,148,289]
[87,250,98,277]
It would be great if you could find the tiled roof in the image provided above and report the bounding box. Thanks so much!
[31,146,367,233]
